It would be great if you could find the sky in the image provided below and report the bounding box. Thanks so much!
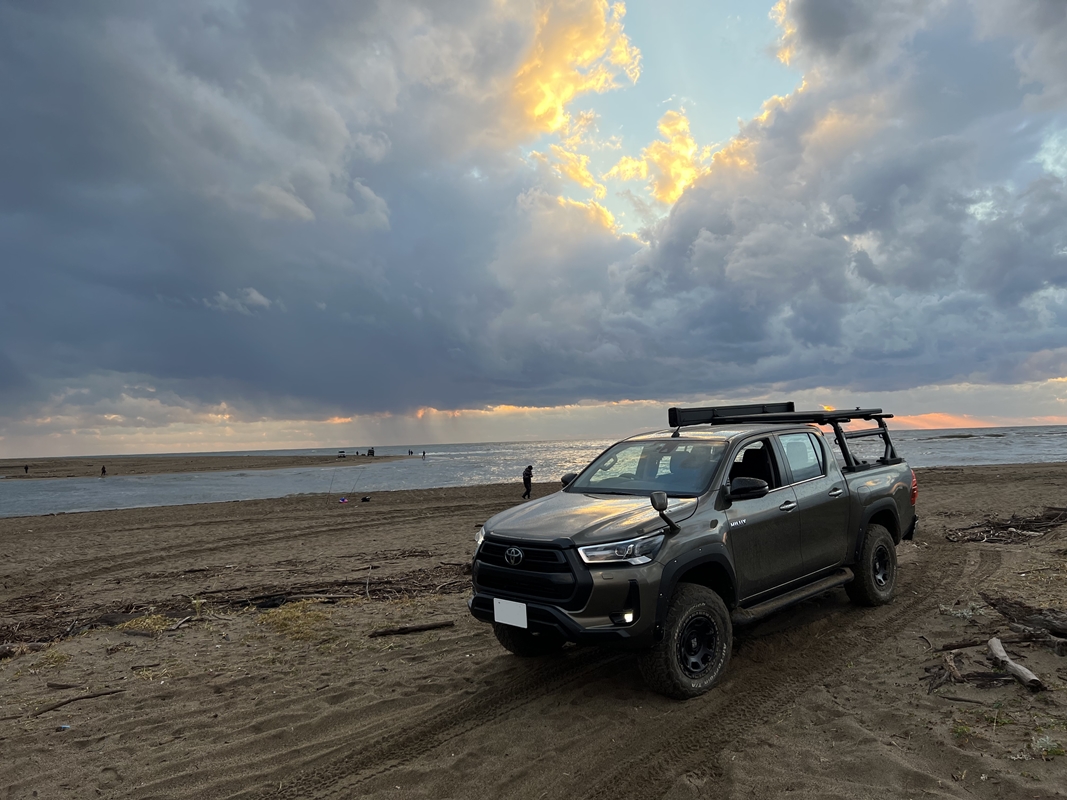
[2,0,1067,457]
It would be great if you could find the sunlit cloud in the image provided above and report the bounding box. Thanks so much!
[557,196,617,230]
[771,0,798,66]
[604,109,712,203]
[892,412,998,429]
[547,144,606,197]
[513,0,641,138]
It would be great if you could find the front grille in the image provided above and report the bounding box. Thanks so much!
[478,542,570,572]
[474,540,588,607]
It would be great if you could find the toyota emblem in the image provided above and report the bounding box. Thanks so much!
[504,547,524,566]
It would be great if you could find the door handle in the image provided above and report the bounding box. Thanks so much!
[828,487,844,498]
[779,500,798,512]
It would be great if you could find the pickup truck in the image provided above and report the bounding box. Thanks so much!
[468,403,918,699]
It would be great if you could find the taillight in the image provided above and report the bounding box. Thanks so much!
[910,469,918,505]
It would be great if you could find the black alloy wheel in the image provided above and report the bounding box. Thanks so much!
[845,523,897,606]
[678,614,719,678]
[638,583,732,700]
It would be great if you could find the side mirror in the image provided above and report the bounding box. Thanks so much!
[730,476,769,500]
[649,491,679,533]
[561,472,577,487]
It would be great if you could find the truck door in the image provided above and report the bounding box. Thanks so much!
[777,431,850,574]
[724,438,804,601]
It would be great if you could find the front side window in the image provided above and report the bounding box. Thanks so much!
[568,440,726,497]
[779,432,825,483]
[727,439,781,489]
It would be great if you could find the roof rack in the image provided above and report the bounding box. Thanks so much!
[667,403,899,471]
[668,402,795,428]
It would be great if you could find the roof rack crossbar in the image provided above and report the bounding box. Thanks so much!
[842,427,890,440]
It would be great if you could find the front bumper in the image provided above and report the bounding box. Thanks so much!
[469,560,661,649]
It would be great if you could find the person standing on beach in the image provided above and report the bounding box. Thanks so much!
[101,465,106,477]
[522,465,533,499]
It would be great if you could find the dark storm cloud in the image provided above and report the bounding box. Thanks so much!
[2,0,1067,441]
[0,0,548,422]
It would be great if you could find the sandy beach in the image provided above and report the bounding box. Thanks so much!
[0,453,404,480]
[2,465,1066,799]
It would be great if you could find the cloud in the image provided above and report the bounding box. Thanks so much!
[204,288,274,315]
[605,109,713,203]
[513,0,641,137]
[546,144,606,197]
[3,0,1067,454]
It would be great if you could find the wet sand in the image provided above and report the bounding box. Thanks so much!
[2,465,1066,799]
[0,452,404,480]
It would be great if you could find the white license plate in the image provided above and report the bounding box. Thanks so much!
[493,598,527,628]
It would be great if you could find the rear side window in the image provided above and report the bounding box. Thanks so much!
[779,433,825,483]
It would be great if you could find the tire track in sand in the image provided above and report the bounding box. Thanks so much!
[575,544,1003,800]
[222,544,1002,800]
[136,646,631,800]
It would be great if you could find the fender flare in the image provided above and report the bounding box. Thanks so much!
[853,498,900,560]
[654,547,736,637]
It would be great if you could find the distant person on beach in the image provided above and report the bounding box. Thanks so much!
[522,465,533,499]
[24,465,28,473]
[422,451,426,459]
[101,466,106,477]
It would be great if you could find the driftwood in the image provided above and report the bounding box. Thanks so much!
[981,593,1067,638]
[948,507,1067,543]
[936,695,986,705]
[937,632,1041,651]
[1008,623,1067,656]
[30,688,127,717]
[988,637,1045,691]
[169,616,193,631]
[942,652,964,683]
[0,642,49,659]
[367,621,455,638]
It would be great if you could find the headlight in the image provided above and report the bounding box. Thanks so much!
[578,533,665,566]
[475,526,486,548]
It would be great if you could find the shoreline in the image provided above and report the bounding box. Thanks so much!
[0,452,407,480]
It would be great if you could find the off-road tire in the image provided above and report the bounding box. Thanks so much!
[492,623,566,657]
[637,583,732,700]
[846,523,897,606]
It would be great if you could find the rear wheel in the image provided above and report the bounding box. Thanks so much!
[846,523,897,606]
[638,583,732,700]
[492,623,566,657]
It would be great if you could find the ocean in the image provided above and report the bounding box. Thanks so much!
[1,425,1064,519]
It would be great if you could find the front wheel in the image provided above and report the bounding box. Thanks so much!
[637,583,732,700]
[846,523,897,606]
[492,623,566,657]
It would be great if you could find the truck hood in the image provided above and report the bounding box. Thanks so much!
[484,491,698,546]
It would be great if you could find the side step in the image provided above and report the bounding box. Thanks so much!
[730,568,854,627]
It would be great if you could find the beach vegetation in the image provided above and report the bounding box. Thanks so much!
[1034,735,1065,759]
[257,600,336,643]
[28,649,70,672]
[117,614,171,634]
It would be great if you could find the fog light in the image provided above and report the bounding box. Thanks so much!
[610,610,635,625]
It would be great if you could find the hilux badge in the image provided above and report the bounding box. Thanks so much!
[504,547,524,566]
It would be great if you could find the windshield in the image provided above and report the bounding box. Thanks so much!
[568,440,726,497]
